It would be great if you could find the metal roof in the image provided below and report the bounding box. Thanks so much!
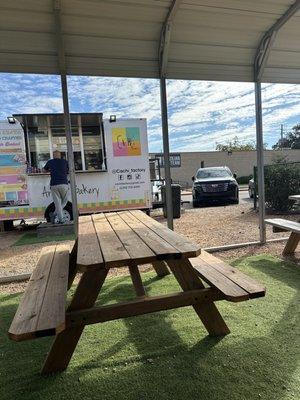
[0,0,300,83]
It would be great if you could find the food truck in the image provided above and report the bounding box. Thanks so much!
[0,113,151,224]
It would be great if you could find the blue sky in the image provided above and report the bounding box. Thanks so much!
[0,73,299,152]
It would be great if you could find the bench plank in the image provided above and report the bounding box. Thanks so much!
[36,244,69,335]
[77,215,104,269]
[265,218,300,234]
[190,256,249,302]
[197,251,266,299]
[9,245,69,341]
[130,210,201,257]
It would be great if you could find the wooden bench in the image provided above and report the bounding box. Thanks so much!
[8,244,71,342]
[189,250,266,302]
[265,218,300,255]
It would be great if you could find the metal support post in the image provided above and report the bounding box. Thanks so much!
[160,77,174,230]
[254,81,266,243]
[54,0,78,235]
[60,74,78,234]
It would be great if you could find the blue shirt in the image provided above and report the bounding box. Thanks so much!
[44,158,69,186]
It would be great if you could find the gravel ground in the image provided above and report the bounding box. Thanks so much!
[0,202,299,293]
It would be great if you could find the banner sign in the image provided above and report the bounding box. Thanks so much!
[154,153,181,168]
[0,123,28,206]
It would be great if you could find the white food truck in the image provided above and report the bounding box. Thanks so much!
[0,113,151,225]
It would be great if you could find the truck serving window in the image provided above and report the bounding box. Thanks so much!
[27,116,50,172]
[16,113,106,173]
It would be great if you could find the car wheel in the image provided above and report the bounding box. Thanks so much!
[193,198,200,208]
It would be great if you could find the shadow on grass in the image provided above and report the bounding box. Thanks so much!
[0,255,299,400]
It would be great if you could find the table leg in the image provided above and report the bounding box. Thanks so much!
[152,260,170,277]
[167,259,230,336]
[283,232,300,256]
[129,265,146,297]
[41,268,108,374]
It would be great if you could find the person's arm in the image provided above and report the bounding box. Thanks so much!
[43,161,50,173]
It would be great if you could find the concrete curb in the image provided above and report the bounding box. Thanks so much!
[0,273,31,284]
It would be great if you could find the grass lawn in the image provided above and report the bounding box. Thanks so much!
[0,254,299,400]
[13,232,75,246]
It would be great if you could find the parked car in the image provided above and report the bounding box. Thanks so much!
[192,166,239,207]
[248,178,255,198]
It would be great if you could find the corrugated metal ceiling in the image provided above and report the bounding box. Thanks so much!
[0,0,299,82]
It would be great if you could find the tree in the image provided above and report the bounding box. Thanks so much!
[272,124,300,149]
[216,136,257,152]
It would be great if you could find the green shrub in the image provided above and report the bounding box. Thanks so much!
[264,163,300,211]
[236,175,252,184]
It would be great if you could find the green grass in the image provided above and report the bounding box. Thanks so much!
[13,232,75,246]
[0,254,299,400]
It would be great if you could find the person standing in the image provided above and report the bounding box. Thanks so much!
[43,150,69,224]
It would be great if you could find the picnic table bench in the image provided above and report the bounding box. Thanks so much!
[9,210,266,374]
[265,194,300,255]
[289,195,300,202]
[265,218,300,255]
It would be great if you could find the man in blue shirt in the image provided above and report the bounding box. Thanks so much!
[44,150,69,224]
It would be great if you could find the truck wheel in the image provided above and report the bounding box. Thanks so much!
[45,202,73,223]
[3,220,14,231]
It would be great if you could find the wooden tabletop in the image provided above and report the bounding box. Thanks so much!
[77,210,201,270]
[289,195,300,202]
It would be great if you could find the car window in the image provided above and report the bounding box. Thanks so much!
[196,168,232,179]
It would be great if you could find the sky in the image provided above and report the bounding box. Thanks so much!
[0,73,299,153]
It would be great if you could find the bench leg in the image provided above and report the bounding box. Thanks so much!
[167,259,230,336]
[152,260,170,277]
[68,240,78,290]
[283,232,300,256]
[41,268,108,374]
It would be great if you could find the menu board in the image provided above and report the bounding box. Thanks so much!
[0,123,28,206]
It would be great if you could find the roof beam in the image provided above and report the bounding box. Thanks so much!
[159,0,182,78]
[254,0,300,81]
[53,0,66,74]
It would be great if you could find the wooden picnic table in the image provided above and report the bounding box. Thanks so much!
[9,210,266,375]
[289,194,300,203]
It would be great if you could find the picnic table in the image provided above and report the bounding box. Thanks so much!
[289,194,300,203]
[9,210,265,374]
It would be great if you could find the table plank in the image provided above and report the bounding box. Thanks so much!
[77,216,104,269]
[118,211,181,259]
[130,210,201,257]
[92,213,131,267]
[105,212,157,265]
